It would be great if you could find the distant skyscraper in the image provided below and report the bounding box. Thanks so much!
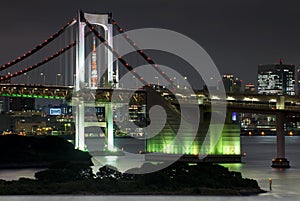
[219,74,242,93]
[297,69,300,95]
[258,59,295,95]
[9,98,35,111]
[244,83,255,94]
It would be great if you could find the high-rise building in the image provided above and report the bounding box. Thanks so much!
[297,69,300,95]
[9,98,35,111]
[244,83,255,94]
[258,59,295,95]
[219,74,242,93]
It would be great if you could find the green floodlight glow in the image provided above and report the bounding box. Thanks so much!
[211,124,241,155]
[220,163,243,172]
[146,124,240,156]
[0,92,65,100]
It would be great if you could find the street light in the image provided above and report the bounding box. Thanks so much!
[174,77,179,88]
[24,73,29,84]
[73,74,76,86]
[184,76,187,89]
[40,72,45,85]
[154,76,159,85]
[56,73,61,85]
[133,76,138,89]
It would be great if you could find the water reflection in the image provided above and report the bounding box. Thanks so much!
[1,136,300,200]
[223,136,300,199]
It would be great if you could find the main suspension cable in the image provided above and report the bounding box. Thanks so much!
[0,42,76,81]
[0,18,76,71]
[111,18,177,90]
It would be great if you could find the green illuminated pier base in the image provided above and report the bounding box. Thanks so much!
[146,123,241,163]
[146,108,241,163]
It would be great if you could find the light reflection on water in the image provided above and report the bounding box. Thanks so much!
[1,136,300,200]
[223,136,300,200]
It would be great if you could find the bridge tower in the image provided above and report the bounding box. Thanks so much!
[74,11,117,151]
[272,96,290,168]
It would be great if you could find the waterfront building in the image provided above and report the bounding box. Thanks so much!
[258,59,295,95]
[219,74,242,93]
[244,83,255,94]
[297,69,300,95]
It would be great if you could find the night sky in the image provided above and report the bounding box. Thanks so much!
[1,0,300,88]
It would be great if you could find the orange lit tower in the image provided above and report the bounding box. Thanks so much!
[91,37,98,88]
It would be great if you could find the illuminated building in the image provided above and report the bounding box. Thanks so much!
[219,74,242,93]
[258,59,295,95]
[244,83,255,93]
[297,69,300,95]
[9,97,35,111]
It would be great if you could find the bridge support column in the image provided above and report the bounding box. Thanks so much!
[75,98,85,151]
[272,112,290,168]
[105,103,114,151]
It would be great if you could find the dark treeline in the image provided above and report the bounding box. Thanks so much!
[0,135,92,168]
[0,161,265,195]
[0,135,265,195]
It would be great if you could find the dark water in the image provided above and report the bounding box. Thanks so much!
[1,136,300,200]
[226,136,300,200]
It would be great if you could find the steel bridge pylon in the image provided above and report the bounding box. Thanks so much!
[74,11,117,151]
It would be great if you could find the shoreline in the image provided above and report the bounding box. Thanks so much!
[0,162,50,169]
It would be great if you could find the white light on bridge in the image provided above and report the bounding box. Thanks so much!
[211,95,220,100]
[243,97,259,102]
[227,96,235,101]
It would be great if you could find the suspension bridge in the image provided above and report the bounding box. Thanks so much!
[0,11,191,156]
[1,11,300,167]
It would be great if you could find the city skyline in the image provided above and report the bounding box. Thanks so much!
[1,0,300,88]
[1,4,300,198]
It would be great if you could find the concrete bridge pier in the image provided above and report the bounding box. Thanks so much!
[271,112,290,168]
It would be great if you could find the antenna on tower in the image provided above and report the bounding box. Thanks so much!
[280,58,283,65]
